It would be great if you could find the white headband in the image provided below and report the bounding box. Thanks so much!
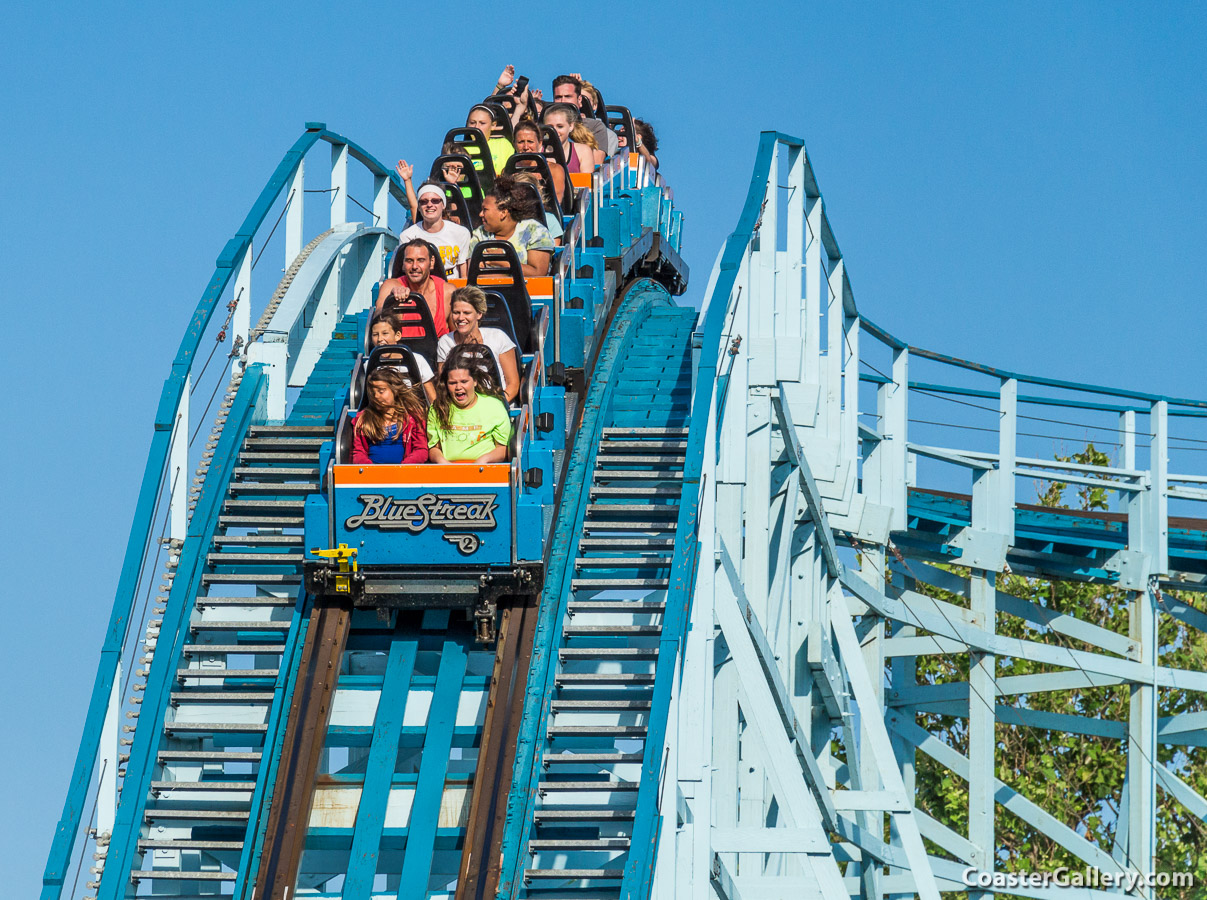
[417,184,445,203]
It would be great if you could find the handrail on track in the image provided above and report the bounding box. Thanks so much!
[553,152,678,369]
[617,131,793,899]
[553,187,591,367]
[168,124,408,404]
[860,373,1207,420]
[97,366,271,900]
[42,125,407,900]
[861,315,1207,410]
[859,243,1205,562]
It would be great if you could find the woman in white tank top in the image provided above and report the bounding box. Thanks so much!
[436,285,521,404]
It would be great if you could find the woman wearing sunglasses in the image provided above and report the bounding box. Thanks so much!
[398,183,471,277]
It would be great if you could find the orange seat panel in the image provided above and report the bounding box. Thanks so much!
[332,463,510,487]
[449,275,553,299]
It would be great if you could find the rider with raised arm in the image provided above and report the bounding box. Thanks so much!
[551,73,617,156]
[490,64,537,126]
[393,159,420,222]
[491,67,617,157]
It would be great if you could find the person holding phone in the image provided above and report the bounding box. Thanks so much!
[492,65,537,126]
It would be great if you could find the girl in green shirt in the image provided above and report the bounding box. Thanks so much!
[427,345,512,464]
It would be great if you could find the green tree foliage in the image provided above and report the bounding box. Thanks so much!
[903,445,1207,894]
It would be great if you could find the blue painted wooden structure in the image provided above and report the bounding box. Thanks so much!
[43,111,1207,900]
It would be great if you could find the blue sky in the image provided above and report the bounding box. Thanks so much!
[2,2,1205,894]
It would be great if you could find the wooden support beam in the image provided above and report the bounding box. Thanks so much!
[253,598,352,899]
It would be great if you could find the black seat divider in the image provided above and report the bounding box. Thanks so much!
[591,87,606,119]
[605,106,636,150]
[433,179,476,230]
[467,240,536,355]
[477,102,514,144]
[428,159,484,223]
[503,153,564,221]
[512,182,548,232]
[364,344,429,403]
[481,289,521,351]
[538,126,574,210]
[483,93,518,118]
[347,342,430,418]
[335,411,354,464]
[390,240,447,281]
[379,293,439,367]
[539,125,569,169]
[442,127,496,191]
[447,342,505,397]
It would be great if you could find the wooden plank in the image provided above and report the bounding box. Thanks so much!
[398,641,469,899]
[455,598,538,900]
[342,635,418,900]
[252,599,353,898]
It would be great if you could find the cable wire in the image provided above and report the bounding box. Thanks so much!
[348,193,381,225]
[251,188,295,271]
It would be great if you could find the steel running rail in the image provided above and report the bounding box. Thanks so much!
[41,124,408,900]
[495,282,675,898]
[492,161,689,900]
